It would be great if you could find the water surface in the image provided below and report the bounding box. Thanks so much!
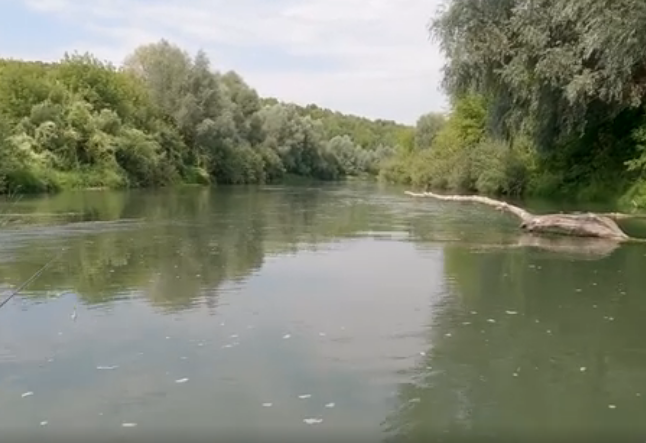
[0,182,645,441]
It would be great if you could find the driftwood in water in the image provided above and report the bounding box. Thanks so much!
[405,191,645,242]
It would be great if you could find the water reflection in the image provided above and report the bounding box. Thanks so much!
[0,183,645,440]
[0,185,402,310]
[384,234,646,441]
[0,184,446,437]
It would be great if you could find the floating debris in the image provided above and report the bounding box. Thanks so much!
[462,321,471,325]
[197,342,204,347]
[180,356,188,360]
[470,311,477,315]
[580,367,587,372]
[318,332,326,337]
[220,322,225,326]
[303,418,323,425]
[419,351,426,356]
[298,394,312,399]
[513,373,518,377]
[325,402,335,408]
[40,421,48,426]
[230,334,238,339]
[608,404,616,409]
[97,365,119,371]
[21,391,34,398]
[409,398,421,403]
[175,378,189,384]
[47,358,54,363]
[445,333,452,337]
[262,403,273,407]
[575,288,582,292]
[223,344,233,349]
[487,319,496,323]
[505,310,518,315]
[165,336,171,340]
[283,334,291,339]
[122,422,137,428]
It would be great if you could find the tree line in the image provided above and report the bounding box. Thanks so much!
[0,40,415,194]
[381,0,646,208]
[7,2,642,209]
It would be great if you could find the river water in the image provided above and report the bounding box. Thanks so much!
[0,182,645,441]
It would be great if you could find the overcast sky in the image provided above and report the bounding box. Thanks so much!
[0,0,448,124]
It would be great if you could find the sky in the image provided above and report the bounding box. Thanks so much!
[0,0,448,125]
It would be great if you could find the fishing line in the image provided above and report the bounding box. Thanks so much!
[0,248,65,311]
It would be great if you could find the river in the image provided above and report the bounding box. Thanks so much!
[0,182,645,441]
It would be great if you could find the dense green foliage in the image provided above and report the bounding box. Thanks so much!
[0,40,406,194]
[262,98,415,152]
[381,0,646,207]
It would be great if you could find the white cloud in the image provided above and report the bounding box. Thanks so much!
[18,0,448,123]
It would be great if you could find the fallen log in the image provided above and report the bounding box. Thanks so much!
[405,191,645,242]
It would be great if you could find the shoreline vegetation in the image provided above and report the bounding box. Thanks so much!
[383,0,646,211]
[2,1,646,212]
[0,40,413,196]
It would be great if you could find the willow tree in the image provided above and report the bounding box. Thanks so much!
[431,0,646,150]
[415,112,446,149]
[406,0,646,241]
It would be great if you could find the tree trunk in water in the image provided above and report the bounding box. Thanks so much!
[405,191,644,242]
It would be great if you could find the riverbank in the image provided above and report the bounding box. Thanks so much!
[414,1,646,211]
[0,44,410,196]
[0,169,377,198]
[378,94,646,211]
